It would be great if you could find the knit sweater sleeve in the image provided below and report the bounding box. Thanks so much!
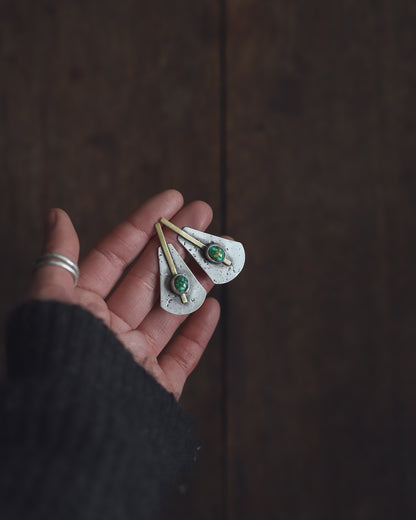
[0,300,198,520]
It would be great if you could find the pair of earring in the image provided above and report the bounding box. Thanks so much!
[155,218,245,315]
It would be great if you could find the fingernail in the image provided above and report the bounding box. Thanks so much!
[46,209,56,230]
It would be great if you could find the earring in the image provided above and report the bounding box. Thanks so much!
[160,218,245,285]
[155,223,206,315]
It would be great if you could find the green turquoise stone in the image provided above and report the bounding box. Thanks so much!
[207,244,225,263]
[172,274,189,294]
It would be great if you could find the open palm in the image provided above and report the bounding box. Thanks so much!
[27,190,220,400]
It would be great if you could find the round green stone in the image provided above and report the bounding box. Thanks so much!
[207,244,225,263]
[171,274,189,295]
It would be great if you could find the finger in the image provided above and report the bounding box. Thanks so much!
[136,266,215,357]
[78,189,184,298]
[158,297,221,400]
[107,200,213,330]
[27,209,80,301]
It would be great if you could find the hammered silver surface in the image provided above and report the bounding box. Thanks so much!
[158,244,206,315]
[178,227,245,284]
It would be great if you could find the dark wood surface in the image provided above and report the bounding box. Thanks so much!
[226,1,416,518]
[1,1,415,518]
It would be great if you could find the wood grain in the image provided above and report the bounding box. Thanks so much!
[226,1,416,518]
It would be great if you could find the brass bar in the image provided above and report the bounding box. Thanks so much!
[160,218,205,249]
[156,223,188,305]
[155,223,177,275]
[161,218,233,266]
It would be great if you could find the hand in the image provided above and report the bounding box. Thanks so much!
[26,190,220,400]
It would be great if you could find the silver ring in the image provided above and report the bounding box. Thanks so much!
[34,253,79,285]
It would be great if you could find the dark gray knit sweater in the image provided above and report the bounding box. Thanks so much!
[0,301,198,519]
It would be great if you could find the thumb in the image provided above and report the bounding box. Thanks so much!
[27,209,80,302]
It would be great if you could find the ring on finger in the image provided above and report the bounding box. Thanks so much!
[34,252,79,285]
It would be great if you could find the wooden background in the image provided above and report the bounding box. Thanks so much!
[1,1,416,518]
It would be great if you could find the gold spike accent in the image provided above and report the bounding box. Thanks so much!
[155,223,187,303]
[161,218,232,266]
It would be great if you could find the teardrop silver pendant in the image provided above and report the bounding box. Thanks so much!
[156,223,206,315]
[160,219,245,285]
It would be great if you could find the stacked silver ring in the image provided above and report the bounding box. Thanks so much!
[34,252,79,285]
